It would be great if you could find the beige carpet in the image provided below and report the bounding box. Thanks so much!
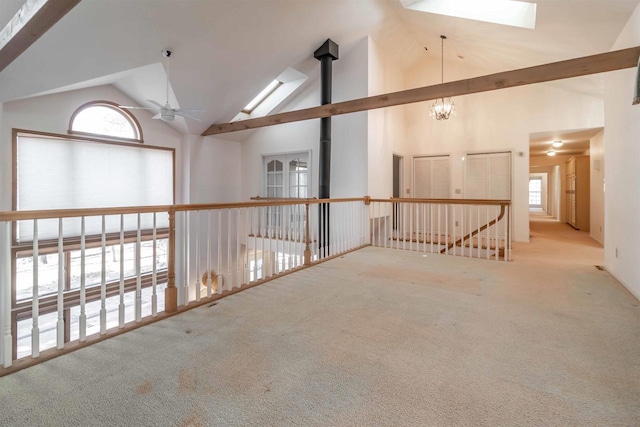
[0,221,638,426]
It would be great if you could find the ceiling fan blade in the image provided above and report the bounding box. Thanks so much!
[119,105,155,110]
[175,111,203,121]
[174,108,206,113]
[147,99,164,109]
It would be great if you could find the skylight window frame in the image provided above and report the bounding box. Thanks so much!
[400,0,537,30]
[241,79,283,114]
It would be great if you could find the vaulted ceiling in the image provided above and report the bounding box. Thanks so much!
[1,0,638,136]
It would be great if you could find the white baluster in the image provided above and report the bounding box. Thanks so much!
[152,212,157,316]
[195,211,201,302]
[118,215,125,328]
[429,204,434,253]
[2,221,12,367]
[422,203,427,253]
[445,204,449,255]
[253,208,258,281]
[468,205,472,258]
[100,215,107,334]
[477,205,481,259]
[452,204,456,256]
[183,211,190,305]
[135,213,142,323]
[486,205,490,260]
[227,210,232,290]
[57,218,64,349]
[409,202,413,252]
[80,216,86,341]
[495,206,499,260]
[217,210,222,293]
[31,219,39,357]
[235,209,241,288]
[207,210,212,297]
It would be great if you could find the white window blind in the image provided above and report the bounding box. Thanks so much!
[17,134,173,242]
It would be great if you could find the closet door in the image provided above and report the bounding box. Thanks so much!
[465,152,512,240]
[412,156,450,234]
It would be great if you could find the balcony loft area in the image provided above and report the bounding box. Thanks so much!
[0,197,511,370]
[0,217,637,425]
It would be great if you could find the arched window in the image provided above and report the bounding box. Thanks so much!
[69,100,143,143]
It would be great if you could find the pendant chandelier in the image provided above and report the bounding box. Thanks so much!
[430,35,455,121]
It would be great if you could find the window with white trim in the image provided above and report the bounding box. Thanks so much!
[69,100,142,143]
[263,152,310,230]
[12,121,172,358]
[263,152,310,198]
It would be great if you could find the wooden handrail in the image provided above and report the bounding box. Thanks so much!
[371,198,511,206]
[202,46,640,136]
[0,197,370,222]
[440,205,506,254]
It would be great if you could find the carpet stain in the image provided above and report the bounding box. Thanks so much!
[135,380,153,395]
[179,405,206,427]
[179,367,197,395]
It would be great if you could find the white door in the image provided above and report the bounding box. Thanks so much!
[412,156,450,234]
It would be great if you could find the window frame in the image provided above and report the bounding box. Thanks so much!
[529,177,543,208]
[262,150,311,199]
[68,100,144,144]
[10,127,175,359]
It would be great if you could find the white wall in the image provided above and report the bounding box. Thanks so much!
[603,3,640,299]
[589,130,605,245]
[192,135,242,203]
[402,59,604,242]
[240,37,370,201]
[367,36,407,199]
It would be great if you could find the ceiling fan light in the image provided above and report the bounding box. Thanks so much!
[552,141,563,148]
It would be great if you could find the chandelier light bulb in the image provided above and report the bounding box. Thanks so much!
[430,98,455,120]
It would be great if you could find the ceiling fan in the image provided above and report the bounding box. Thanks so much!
[120,49,204,122]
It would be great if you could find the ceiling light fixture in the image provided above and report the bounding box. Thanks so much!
[431,35,455,121]
[552,140,563,148]
[547,150,556,157]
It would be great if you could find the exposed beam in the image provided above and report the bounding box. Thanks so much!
[202,46,640,136]
[0,0,81,73]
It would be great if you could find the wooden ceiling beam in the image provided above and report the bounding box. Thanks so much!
[0,0,81,73]
[202,46,640,136]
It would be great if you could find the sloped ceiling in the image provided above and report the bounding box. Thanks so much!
[0,0,638,137]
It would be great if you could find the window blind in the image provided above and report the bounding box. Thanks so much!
[17,134,173,242]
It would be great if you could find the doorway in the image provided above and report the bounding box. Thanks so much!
[392,155,402,229]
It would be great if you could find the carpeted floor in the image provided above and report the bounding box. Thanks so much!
[0,218,638,426]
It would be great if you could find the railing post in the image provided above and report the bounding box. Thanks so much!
[304,203,311,265]
[165,209,178,313]
[1,221,12,367]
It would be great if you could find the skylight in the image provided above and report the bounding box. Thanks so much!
[232,67,308,122]
[400,0,537,29]
[242,79,283,114]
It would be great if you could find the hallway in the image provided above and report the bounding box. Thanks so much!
[517,213,604,267]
